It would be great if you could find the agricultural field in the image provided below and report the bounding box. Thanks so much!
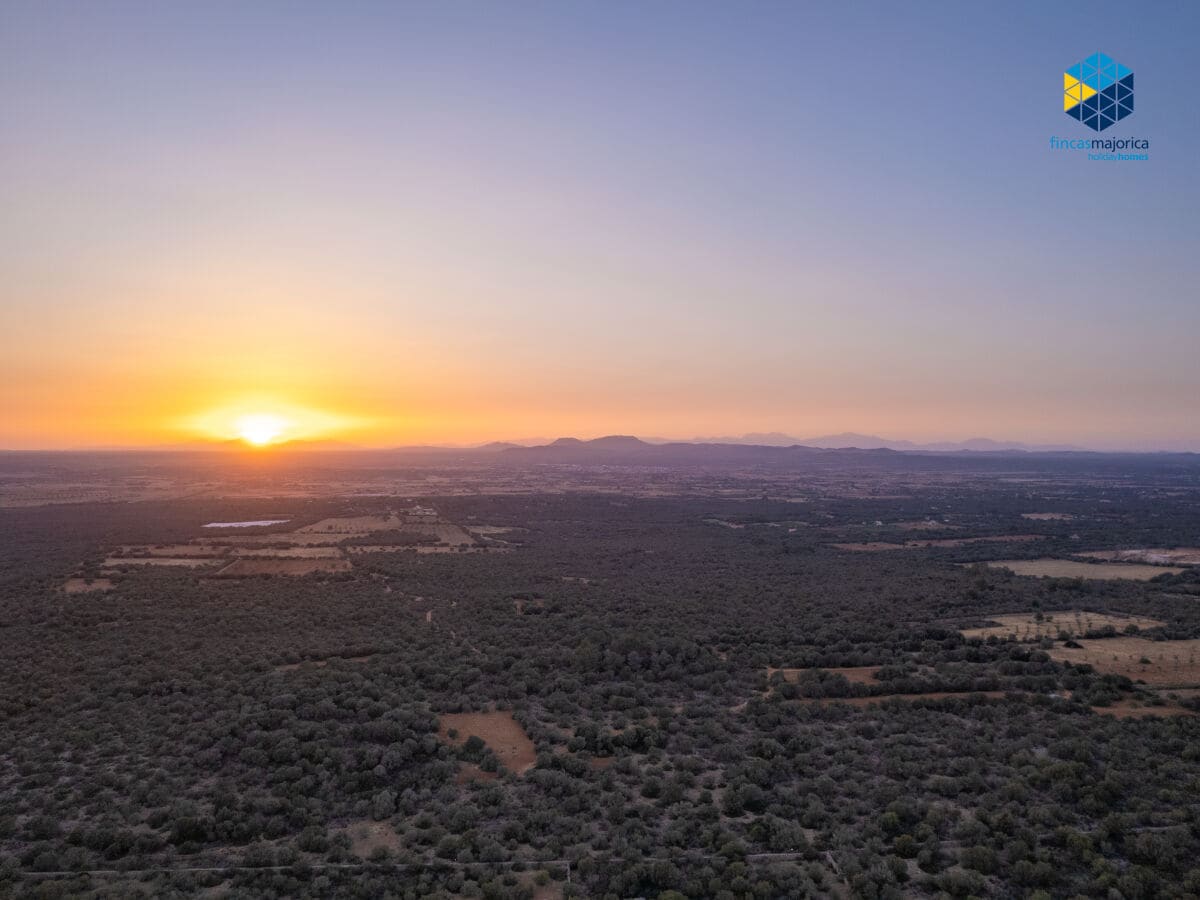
[103,555,219,568]
[231,546,345,558]
[1048,637,1200,687]
[212,557,353,577]
[833,535,1044,551]
[1079,548,1200,566]
[977,559,1186,580]
[960,610,1166,640]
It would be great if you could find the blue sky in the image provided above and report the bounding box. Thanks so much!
[1,1,1198,449]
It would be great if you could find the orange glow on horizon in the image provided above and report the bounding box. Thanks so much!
[234,413,289,447]
[179,399,368,448]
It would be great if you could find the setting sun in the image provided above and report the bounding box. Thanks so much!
[235,413,289,447]
[177,399,364,448]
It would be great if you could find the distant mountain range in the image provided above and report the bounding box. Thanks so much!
[19,433,1194,456]
[690,432,1085,452]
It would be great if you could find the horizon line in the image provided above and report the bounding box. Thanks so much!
[3,434,1198,456]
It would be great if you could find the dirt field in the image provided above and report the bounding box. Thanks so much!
[344,545,424,554]
[103,556,219,568]
[343,820,403,858]
[896,520,956,531]
[1091,699,1197,719]
[906,535,1044,548]
[232,546,345,558]
[212,558,353,577]
[118,544,228,557]
[979,559,1185,580]
[834,536,1044,552]
[806,690,1009,706]
[767,666,880,684]
[438,710,537,775]
[1048,638,1200,687]
[1079,548,1200,566]
[296,515,401,534]
[415,545,502,554]
[430,523,476,545]
[218,533,346,546]
[63,577,114,594]
[1022,512,1074,520]
[961,611,1166,640]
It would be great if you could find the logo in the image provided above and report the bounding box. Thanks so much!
[1064,53,1133,132]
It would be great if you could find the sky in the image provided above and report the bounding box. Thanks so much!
[2,1,1198,450]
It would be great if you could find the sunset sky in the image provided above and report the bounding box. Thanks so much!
[3,2,1198,450]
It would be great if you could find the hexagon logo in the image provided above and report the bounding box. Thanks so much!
[1064,53,1133,132]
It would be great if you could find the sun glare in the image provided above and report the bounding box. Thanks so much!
[235,414,289,447]
[181,399,365,448]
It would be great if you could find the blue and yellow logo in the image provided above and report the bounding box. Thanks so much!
[1064,53,1133,132]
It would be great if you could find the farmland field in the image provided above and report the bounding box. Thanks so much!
[960,610,1166,640]
[977,559,1186,580]
[1048,637,1200,687]
[1079,548,1200,566]
[212,557,353,576]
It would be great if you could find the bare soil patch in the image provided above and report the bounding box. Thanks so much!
[961,611,1166,641]
[438,710,537,774]
[1092,699,1197,719]
[103,556,218,568]
[907,534,1044,548]
[232,546,345,558]
[1079,548,1200,566]
[835,536,1043,551]
[344,820,403,858]
[808,691,1009,707]
[118,544,228,557]
[416,545,503,554]
[63,577,114,594]
[516,872,565,900]
[1048,638,1200,687]
[1022,512,1074,520]
[212,558,352,577]
[297,515,401,535]
[431,523,475,545]
[896,520,956,531]
[220,533,346,547]
[978,559,1184,580]
[767,666,880,684]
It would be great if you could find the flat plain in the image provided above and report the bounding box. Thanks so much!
[4,447,1200,898]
